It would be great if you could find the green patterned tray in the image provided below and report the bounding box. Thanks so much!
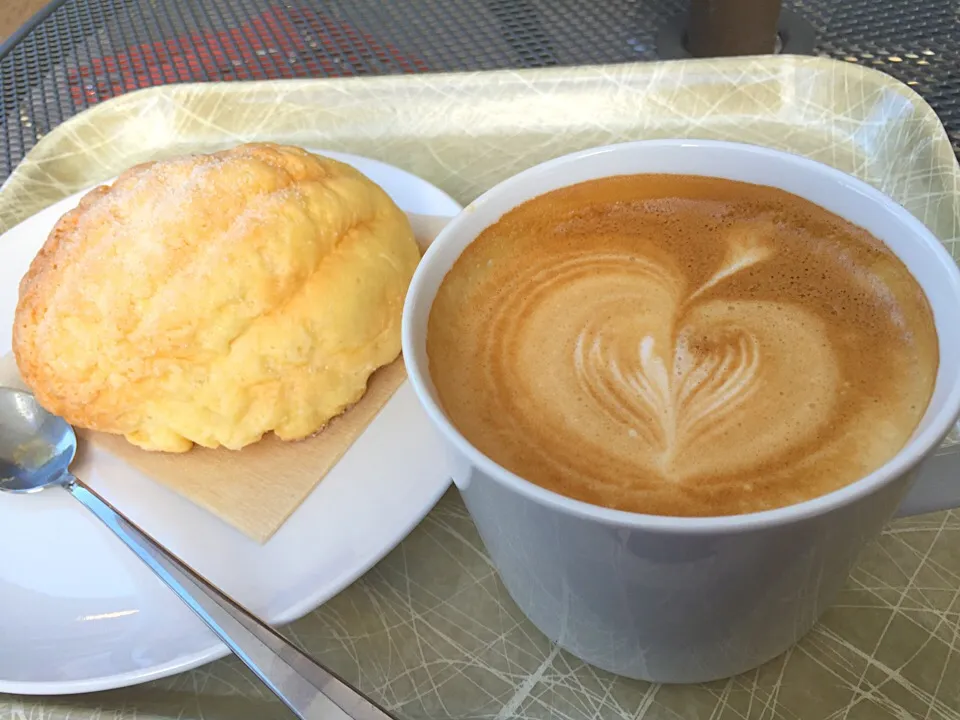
[2,56,959,720]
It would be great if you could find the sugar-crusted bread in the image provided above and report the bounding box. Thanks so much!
[13,143,420,452]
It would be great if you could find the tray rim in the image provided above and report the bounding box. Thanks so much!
[2,54,957,235]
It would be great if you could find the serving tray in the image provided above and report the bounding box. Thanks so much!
[2,55,959,720]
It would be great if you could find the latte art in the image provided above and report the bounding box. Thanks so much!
[427,175,938,516]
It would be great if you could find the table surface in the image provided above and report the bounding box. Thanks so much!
[2,1,960,719]
[0,0,47,44]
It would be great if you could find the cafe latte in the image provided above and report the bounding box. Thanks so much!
[426,174,939,517]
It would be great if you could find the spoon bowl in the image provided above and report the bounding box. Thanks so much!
[0,387,76,493]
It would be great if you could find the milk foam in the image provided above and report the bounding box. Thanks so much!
[427,174,938,517]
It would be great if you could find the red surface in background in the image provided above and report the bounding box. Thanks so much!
[66,5,430,110]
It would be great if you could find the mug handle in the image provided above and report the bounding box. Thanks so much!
[896,422,960,517]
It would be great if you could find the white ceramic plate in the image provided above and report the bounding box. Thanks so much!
[0,151,461,695]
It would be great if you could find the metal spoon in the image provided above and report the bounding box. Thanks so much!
[0,386,393,720]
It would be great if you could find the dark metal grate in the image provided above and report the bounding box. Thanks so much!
[2,0,959,179]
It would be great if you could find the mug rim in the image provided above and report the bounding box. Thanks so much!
[402,138,960,534]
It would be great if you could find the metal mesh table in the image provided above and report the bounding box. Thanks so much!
[2,3,960,719]
[1,0,959,180]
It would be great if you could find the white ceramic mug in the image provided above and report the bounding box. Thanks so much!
[401,140,960,684]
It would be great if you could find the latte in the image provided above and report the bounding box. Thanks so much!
[426,174,939,517]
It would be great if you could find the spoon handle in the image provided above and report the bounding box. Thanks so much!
[66,476,394,720]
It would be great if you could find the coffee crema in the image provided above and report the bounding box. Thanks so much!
[426,175,939,517]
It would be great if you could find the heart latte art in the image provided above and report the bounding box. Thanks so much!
[564,249,836,481]
[427,175,938,516]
